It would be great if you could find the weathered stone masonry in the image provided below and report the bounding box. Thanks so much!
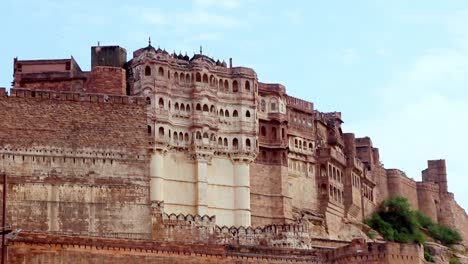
[0,42,467,263]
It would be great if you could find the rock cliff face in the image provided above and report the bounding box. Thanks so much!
[0,43,467,263]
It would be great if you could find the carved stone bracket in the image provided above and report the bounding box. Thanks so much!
[188,151,213,164]
[230,152,256,164]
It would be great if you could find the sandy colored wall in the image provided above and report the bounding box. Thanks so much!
[289,172,319,213]
[250,162,291,226]
[7,233,326,264]
[0,90,151,237]
[158,151,250,227]
[386,169,419,210]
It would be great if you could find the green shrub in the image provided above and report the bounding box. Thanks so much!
[414,210,434,229]
[365,196,463,246]
[364,196,424,244]
[450,256,460,264]
[428,224,463,246]
[424,249,435,262]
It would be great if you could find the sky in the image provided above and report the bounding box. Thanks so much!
[1,0,468,210]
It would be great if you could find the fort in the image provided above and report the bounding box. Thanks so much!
[0,42,467,263]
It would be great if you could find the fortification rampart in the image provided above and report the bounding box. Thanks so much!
[150,201,347,250]
[386,169,419,210]
[325,239,424,264]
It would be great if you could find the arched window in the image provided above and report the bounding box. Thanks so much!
[225,110,230,117]
[184,133,189,142]
[146,97,151,105]
[186,73,191,83]
[196,131,202,140]
[219,79,223,90]
[158,127,164,137]
[167,70,171,79]
[203,132,209,138]
[147,125,152,135]
[196,72,201,82]
[232,138,239,149]
[158,67,164,76]
[246,110,251,118]
[181,104,185,112]
[196,104,201,111]
[210,105,215,112]
[233,110,238,117]
[179,73,184,83]
[246,138,251,148]
[320,184,327,195]
[233,80,239,92]
[179,132,183,142]
[175,102,179,111]
[220,109,224,116]
[209,75,215,86]
[261,99,266,112]
[224,138,228,146]
[261,126,266,136]
[158,98,164,108]
[145,66,151,76]
[186,105,191,112]
[245,81,250,91]
[174,72,179,82]
[202,74,208,83]
[309,142,313,150]
[218,137,223,146]
[173,132,178,142]
[224,80,229,91]
[203,104,209,112]
[271,99,277,111]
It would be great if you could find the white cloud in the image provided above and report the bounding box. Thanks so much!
[376,47,390,57]
[177,12,243,28]
[338,48,361,65]
[283,10,304,25]
[140,9,169,27]
[346,11,468,210]
[129,3,244,33]
[193,0,241,10]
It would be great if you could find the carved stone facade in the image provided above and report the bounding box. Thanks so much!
[1,43,467,262]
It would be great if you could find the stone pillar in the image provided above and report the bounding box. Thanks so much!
[196,157,209,216]
[150,150,165,202]
[232,155,254,226]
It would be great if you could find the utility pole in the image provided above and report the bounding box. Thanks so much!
[1,172,6,264]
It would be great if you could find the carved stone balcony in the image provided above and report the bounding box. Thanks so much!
[317,147,346,166]
[267,112,288,122]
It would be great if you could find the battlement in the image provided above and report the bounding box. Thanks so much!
[326,239,424,263]
[258,82,286,94]
[8,88,145,105]
[422,159,447,193]
[416,181,439,193]
[162,213,216,225]
[0,146,149,161]
[286,94,314,113]
[323,111,342,119]
[355,136,372,146]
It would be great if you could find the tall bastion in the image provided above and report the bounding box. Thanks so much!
[0,43,466,263]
